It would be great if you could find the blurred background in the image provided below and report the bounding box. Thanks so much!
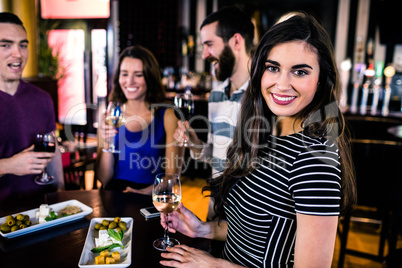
[1,0,400,135]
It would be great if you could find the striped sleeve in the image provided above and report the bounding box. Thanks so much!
[289,142,342,216]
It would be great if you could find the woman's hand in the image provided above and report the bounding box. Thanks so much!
[123,186,152,195]
[99,113,118,147]
[160,245,217,267]
[161,203,203,238]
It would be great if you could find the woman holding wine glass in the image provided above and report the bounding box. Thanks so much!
[152,173,181,251]
[97,45,182,195]
[158,13,357,267]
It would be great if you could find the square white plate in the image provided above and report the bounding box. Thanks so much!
[0,199,93,239]
[78,217,133,268]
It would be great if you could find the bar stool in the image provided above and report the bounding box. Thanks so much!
[337,139,402,268]
[63,160,88,190]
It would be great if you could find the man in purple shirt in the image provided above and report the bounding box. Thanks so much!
[0,12,63,202]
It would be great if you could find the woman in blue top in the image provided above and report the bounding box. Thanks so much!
[97,46,181,195]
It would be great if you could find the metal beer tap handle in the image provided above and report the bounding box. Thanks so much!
[381,65,396,117]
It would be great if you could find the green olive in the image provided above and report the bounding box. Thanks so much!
[19,224,27,229]
[108,222,117,229]
[23,215,30,221]
[102,219,110,226]
[94,223,102,230]
[0,224,11,233]
[118,222,127,231]
[99,225,108,230]
[10,225,19,232]
[113,217,121,223]
[15,220,22,226]
[7,218,15,226]
[24,220,32,227]
[6,215,14,221]
[16,214,24,221]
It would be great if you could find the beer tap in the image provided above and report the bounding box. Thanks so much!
[339,59,351,112]
[350,64,366,114]
[359,63,375,115]
[381,65,396,116]
[370,62,384,116]
[350,36,365,114]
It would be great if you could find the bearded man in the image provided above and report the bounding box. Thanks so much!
[174,6,254,220]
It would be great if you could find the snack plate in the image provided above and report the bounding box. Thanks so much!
[0,199,93,239]
[78,217,133,268]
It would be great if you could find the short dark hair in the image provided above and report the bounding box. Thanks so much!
[0,12,26,31]
[201,6,254,54]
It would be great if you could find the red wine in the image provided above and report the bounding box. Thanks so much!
[34,141,56,153]
[174,106,194,121]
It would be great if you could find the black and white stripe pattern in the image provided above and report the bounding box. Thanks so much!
[222,132,341,267]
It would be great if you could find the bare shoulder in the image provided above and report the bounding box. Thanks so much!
[164,107,178,121]
[164,108,179,128]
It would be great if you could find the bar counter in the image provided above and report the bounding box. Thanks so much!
[0,190,209,268]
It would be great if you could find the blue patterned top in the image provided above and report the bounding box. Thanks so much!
[113,107,166,185]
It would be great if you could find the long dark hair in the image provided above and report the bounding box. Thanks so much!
[109,45,165,106]
[205,13,356,219]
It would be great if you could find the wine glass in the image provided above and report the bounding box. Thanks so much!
[174,92,194,147]
[34,132,56,185]
[152,173,182,251]
[102,101,125,153]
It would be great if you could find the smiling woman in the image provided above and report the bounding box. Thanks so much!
[96,45,182,195]
[261,41,319,130]
[157,13,356,268]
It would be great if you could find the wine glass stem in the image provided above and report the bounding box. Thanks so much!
[164,213,170,245]
[110,132,116,151]
[182,121,189,147]
[42,170,49,182]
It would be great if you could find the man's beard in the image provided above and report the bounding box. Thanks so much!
[214,45,235,82]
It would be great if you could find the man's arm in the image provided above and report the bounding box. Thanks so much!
[0,145,54,177]
[175,120,213,163]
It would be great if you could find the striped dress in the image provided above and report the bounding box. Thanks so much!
[222,132,342,267]
[191,78,248,177]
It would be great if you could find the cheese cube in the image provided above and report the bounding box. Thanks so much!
[100,250,110,257]
[112,251,121,261]
[95,255,105,264]
[36,204,51,223]
[106,257,116,264]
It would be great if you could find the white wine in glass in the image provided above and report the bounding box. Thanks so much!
[152,173,181,251]
[102,101,125,153]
